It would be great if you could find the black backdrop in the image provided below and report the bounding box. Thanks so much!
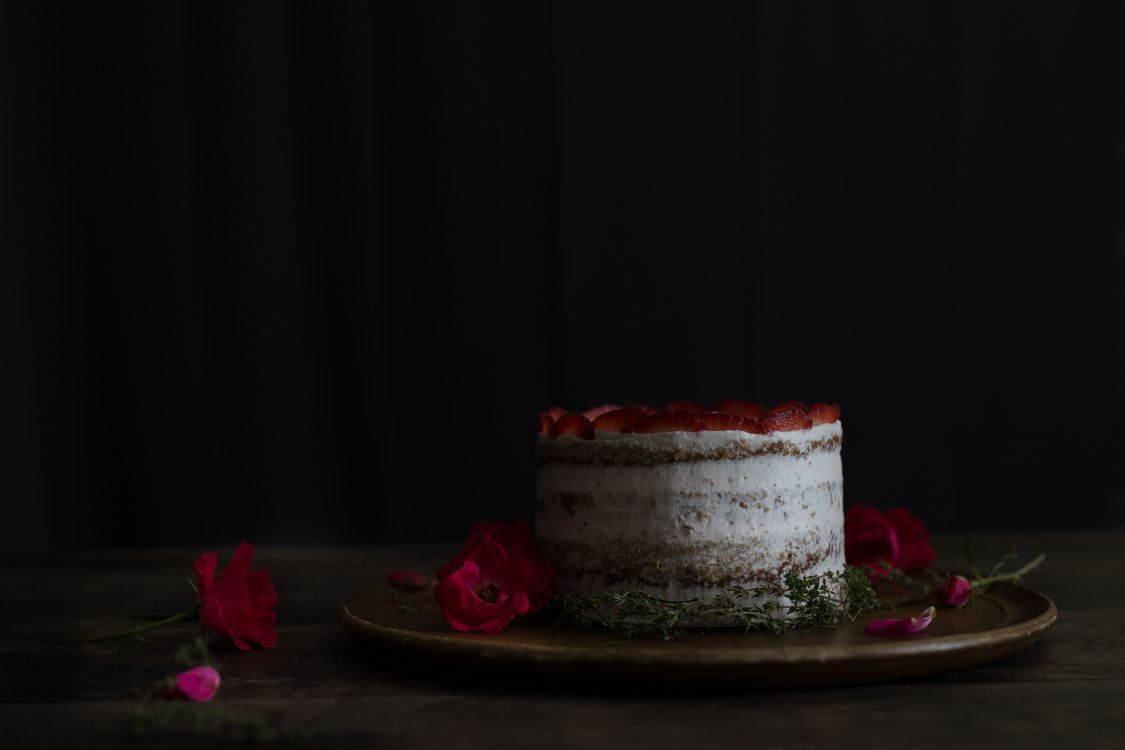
[6,1,1125,545]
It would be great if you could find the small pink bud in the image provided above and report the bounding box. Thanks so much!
[173,665,221,702]
[934,575,973,608]
[386,570,429,592]
[863,606,936,638]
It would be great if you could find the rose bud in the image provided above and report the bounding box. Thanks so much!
[934,575,973,608]
[171,665,221,702]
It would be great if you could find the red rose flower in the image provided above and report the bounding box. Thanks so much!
[193,541,278,650]
[934,574,973,608]
[434,521,555,634]
[845,505,936,577]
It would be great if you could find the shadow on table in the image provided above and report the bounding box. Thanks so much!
[331,628,983,697]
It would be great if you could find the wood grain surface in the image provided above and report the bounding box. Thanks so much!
[1,532,1122,749]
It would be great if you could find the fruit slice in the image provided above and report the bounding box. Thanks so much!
[739,417,769,434]
[699,412,751,431]
[582,403,622,421]
[551,413,595,439]
[545,406,570,420]
[539,413,554,435]
[717,399,767,419]
[664,400,706,414]
[768,400,807,414]
[807,402,841,425]
[592,408,647,433]
[763,405,812,432]
[624,403,658,415]
[699,411,770,434]
[626,410,706,434]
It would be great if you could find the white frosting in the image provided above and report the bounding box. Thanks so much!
[535,422,845,611]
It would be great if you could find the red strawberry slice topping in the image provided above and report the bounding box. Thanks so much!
[551,413,595,440]
[739,417,769,434]
[763,405,812,432]
[716,399,767,419]
[699,411,769,434]
[582,403,622,421]
[768,400,807,414]
[592,408,647,433]
[545,406,570,420]
[664,400,706,414]
[807,402,841,425]
[699,412,749,431]
[624,403,658,415]
[539,413,554,435]
[626,410,706,434]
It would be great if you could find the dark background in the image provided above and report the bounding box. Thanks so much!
[3,1,1124,548]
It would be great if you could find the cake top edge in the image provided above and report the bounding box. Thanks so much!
[538,420,842,446]
[539,400,840,440]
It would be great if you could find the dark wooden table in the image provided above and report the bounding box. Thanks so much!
[2,531,1123,749]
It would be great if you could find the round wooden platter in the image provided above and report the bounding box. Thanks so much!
[340,583,1056,688]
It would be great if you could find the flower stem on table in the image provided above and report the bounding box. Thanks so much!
[88,605,201,643]
[971,552,1046,591]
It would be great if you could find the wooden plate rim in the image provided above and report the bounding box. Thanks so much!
[340,582,1057,667]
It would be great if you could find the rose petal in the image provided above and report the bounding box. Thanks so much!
[174,665,221,702]
[864,606,936,638]
[845,513,900,576]
[436,529,508,581]
[386,570,429,592]
[462,521,554,612]
[844,505,885,535]
[883,508,936,570]
[193,552,218,594]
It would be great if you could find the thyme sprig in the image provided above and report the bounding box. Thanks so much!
[132,699,287,743]
[549,566,877,640]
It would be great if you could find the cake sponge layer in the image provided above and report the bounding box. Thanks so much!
[534,422,844,621]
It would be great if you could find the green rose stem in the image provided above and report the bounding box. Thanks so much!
[970,552,1046,590]
[88,604,201,643]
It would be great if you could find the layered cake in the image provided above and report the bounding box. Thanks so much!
[535,400,843,624]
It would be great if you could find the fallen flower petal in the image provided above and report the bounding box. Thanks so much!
[173,665,221,702]
[934,575,973,608]
[863,606,936,638]
[386,570,429,592]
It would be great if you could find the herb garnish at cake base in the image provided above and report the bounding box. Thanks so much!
[423,510,1043,638]
[545,566,878,640]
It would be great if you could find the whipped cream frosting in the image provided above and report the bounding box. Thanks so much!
[535,423,845,622]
